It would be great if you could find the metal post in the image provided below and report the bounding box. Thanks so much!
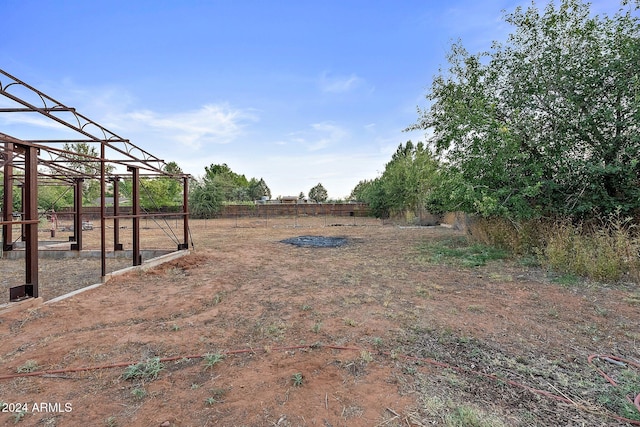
[71,178,83,250]
[23,145,38,298]
[2,142,13,251]
[100,144,106,277]
[129,166,141,266]
[112,177,122,251]
[20,184,25,242]
[179,176,189,250]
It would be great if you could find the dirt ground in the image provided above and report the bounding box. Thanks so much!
[0,217,638,426]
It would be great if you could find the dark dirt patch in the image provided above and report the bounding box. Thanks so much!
[280,235,348,247]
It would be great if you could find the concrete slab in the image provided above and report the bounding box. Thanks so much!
[0,297,43,315]
[44,250,190,305]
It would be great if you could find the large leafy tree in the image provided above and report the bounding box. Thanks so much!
[203,163,251,202]
[409,0,640,219]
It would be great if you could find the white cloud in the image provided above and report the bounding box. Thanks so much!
[319,72,363,93]
[286,121,348,152]
[123,104,257,149]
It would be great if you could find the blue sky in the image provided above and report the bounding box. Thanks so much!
[0,0,626,199]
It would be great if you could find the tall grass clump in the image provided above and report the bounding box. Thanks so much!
[542,214,640,283]
[469,213,640,283]
[468,217,544,255]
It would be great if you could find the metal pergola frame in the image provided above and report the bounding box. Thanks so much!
[0,69,190,302]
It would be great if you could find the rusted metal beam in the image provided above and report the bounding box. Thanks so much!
[10,144,39,301]
[111,177,123,251]
[129,166,142,266]
[2,142,14,251]
[180,176,189,250]
[1,69,167,174]
[100,143,106,277]
[1,70,192,302]
[24,145,38,297]
[0,107,76,112]
[70,178,83,251]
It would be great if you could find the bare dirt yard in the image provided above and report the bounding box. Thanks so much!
[0,217,639,426]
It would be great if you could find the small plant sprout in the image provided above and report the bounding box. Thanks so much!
[312,322,321,333]
[205,388,226,405]
[343,318,357,327]
[203,352,224,370]
[122,357,164,381]
[131,387,147,400]
[291,372,304,386]
[360,350,373,363]
[13,410,26,423]
[16,360,39,373]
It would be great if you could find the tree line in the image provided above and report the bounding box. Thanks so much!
[1,149,332,219]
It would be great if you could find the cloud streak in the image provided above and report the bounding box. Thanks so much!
[124,104,257,149]
[286,121,348,152]
[319,72,363,93]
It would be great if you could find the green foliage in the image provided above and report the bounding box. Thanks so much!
[541,215,640,282]
[16,360,39,373]
[130,387,147,400]
[247,177,271,200]
[351,141,441,218]
[61,142,104,204]
[419,237,509,267]
[122,357,164,381]
[202,352,224,370]
[203,163,250,202]
[469,213,640,282]
[291,372,304,386]
[595,363,640,422]
[308,183,328,203]
[0,172,23,212]
[410,0,640,220]
[188,163,272,216]
[37,184,74,211]
[188,178,224,218]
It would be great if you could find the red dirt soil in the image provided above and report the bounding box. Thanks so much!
[0,218,638,426]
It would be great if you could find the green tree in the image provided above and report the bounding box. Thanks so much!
[203,163,250,202]
[350,142,441,218]
[62,142,111,205]
[142,162,184,209]
[38,183,73,212]
[247,177,271,200]
[349,179,373,202]
[409,0,640,219]
[0,172,23,212]
[308,183,328,203]
[188,178,223,218]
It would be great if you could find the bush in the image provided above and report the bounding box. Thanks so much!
[468,214,640,283]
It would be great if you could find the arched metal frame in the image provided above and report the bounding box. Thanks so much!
[0,69,190,302]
